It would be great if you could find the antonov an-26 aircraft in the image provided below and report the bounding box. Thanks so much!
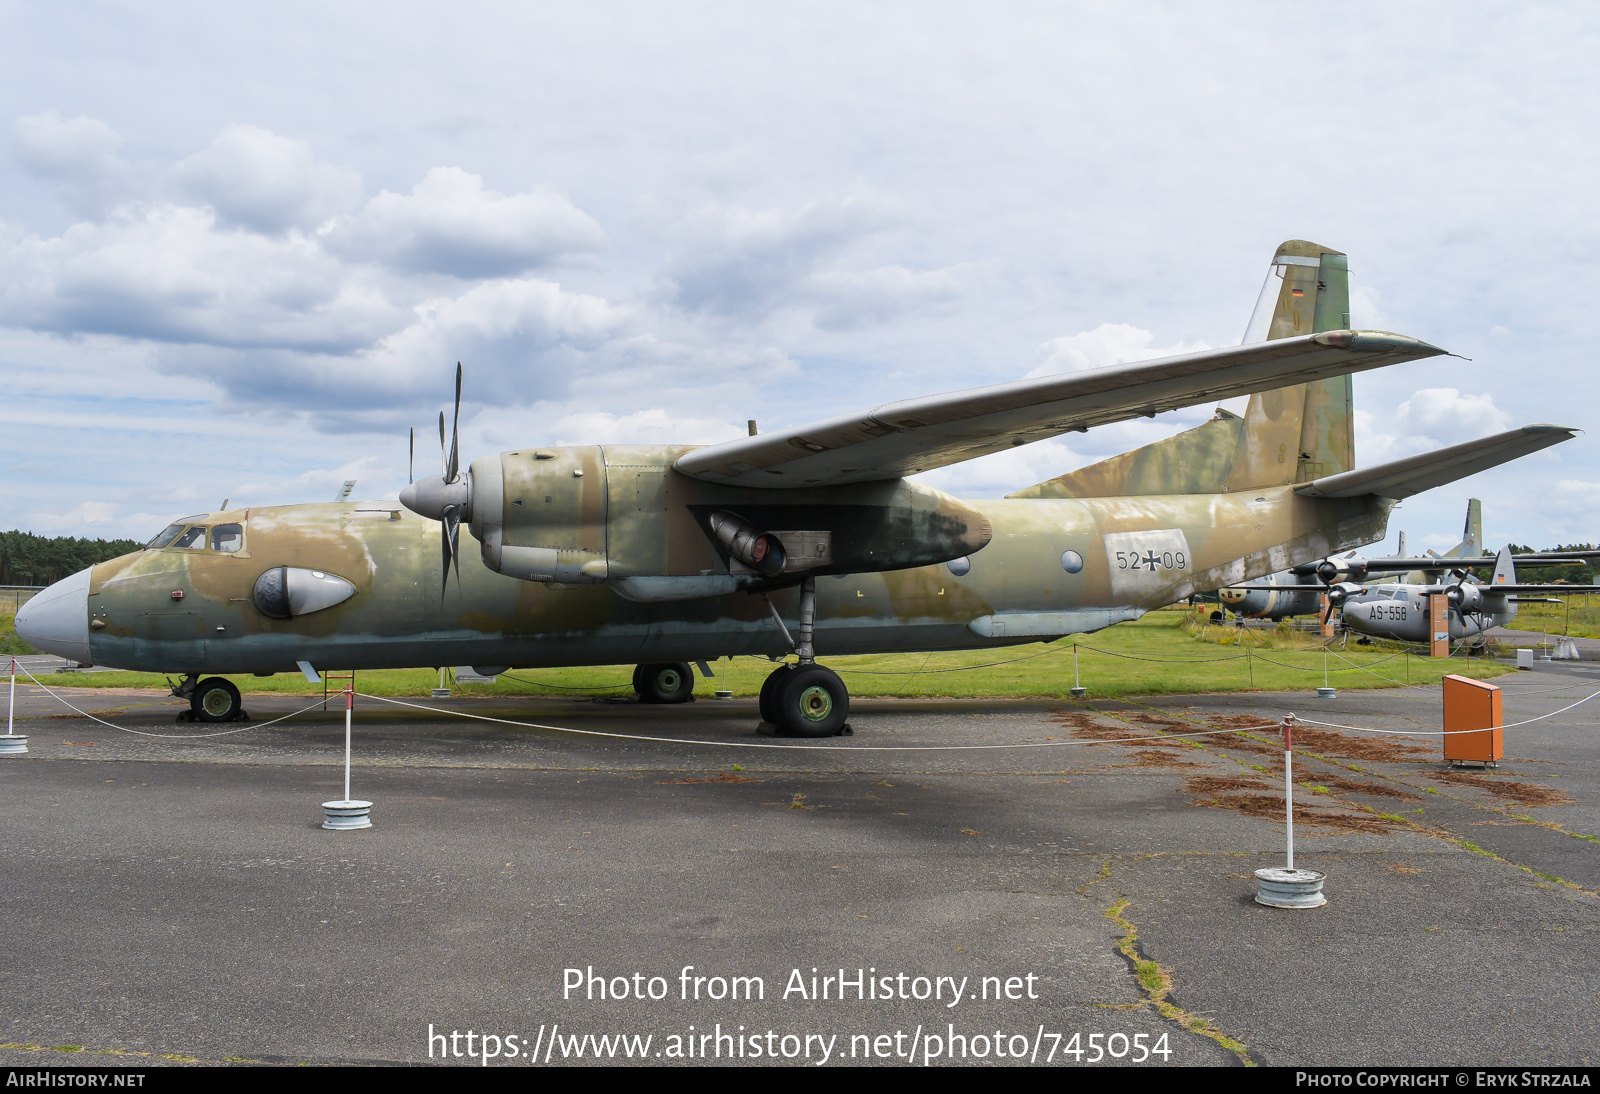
[15,241,1577,735]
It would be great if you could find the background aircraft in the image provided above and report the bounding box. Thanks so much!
[1216,499,1592,622]
[14,241,1575,735]
[1334,547,1600,645]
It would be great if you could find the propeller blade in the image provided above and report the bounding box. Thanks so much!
[409,427,415,485]
[447,362,462,483]
[438,411,447,477]
[439,511,452,601]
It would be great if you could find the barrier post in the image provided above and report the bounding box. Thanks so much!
[1253,713,1327,908]
[1,657,26,755]
[322,674,370,830]
[1070,644,1087,698]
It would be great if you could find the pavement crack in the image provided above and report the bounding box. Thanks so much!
[1100,895,1256,1066]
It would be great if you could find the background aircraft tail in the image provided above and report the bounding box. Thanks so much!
[1444,497,1483,558]
[1012,239,1355,499]
[1492,545,1518,624]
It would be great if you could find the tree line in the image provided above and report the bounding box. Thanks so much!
[1504,543,1599,585]
[1,529,144,586]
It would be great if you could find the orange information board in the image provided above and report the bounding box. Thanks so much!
[1429,593,1450,658]
[1442,674,1503,764]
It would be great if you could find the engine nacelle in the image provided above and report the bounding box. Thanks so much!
[706,511,786,576]
[1446,583,1485,613]
[1316,558,1369,585]
[1326,581,1367,607]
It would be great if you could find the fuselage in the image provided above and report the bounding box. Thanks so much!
[19,450,1392,675]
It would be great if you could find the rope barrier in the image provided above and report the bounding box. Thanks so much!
[353,691,1266,752]
[1292,688,1600,736]
[13,662,328,738]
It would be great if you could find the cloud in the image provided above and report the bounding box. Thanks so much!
[1027,323,1210,378]
[168,124,363,233]
[9,110,130,215]
[1395,387,1511,438]
[662,193,967,327]
[326,166,607,277]
[0,203,404,351]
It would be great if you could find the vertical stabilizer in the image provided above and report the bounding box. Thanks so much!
[1444,498,1483,558]
[1491,544,1517,624]
[1012,240,1356,499]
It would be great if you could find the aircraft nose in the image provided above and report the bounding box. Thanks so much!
[13,566,93,664]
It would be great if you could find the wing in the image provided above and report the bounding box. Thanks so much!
[1295,425,1578,500]
[675,330,1445,488]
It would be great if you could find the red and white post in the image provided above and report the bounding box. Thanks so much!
[1,657,27,755]
[1252,711,1326,908]
[322,680,371,830]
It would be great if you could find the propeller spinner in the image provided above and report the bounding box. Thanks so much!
[400,363,472,600]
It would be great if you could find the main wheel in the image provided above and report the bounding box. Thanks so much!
[191,677,242,723]
[635,662,695,704]
[759,665,792,725]
[774,665,849,738]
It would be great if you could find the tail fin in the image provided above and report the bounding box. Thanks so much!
[1443,498,1483,558]
[1491,544,1516,585]
[1492,544,1518,624]
[1013,240,1354,499]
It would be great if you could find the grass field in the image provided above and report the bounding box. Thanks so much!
[6,608,1512,701]
[1503,598,1600,639]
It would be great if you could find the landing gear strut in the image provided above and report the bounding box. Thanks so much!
[761,575,851,738]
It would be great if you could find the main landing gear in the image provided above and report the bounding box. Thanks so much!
[760,575,851,739]
[171,674,248,723]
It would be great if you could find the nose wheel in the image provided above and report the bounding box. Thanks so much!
[187,677,245,723]
[633,662,696,704]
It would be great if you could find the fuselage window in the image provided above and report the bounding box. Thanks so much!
[211,523,244,553]
[172,526,207,550]
[146,524,186,549]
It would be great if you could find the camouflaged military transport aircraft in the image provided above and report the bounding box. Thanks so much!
[14,241,1579,736]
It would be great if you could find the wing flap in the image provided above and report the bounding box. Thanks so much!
[1295,425,1578,500]
[676,330,1445,488]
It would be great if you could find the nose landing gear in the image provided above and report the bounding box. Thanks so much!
[632,662,696,704]
[170,674,248,722]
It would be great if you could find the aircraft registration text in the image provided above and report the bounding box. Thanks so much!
[1104,529,1191,596]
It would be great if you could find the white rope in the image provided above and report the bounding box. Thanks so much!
[13,663,328,739]
[356,691,1266,752]
[1292,688,1600,736]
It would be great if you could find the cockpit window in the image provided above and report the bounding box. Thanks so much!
[146,524,186,549]
[172,526,207,550]
[211,523,244,553]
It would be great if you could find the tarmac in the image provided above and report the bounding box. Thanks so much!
[1,662,1597,1067]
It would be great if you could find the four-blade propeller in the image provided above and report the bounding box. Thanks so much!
[399,362,472,602]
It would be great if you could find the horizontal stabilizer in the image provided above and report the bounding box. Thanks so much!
[1294,425,1578,501]
[676,330,1446,489]
[1480,585,1600,595]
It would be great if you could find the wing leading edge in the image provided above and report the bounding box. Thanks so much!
[675,330,1445,489]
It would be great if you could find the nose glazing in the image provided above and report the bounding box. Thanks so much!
[13,566,92,664]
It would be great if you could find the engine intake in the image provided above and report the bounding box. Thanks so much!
[707,511,786,576]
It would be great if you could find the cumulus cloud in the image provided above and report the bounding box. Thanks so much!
[663,194,967,327]
[168,124,364,233]
[9,110,130,215]
[327,167,607,277]
[0,203,403,351]
[1027,323,1210,378]
[1395,387,1511,438]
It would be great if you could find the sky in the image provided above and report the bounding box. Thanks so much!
[2,2,1598,556]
